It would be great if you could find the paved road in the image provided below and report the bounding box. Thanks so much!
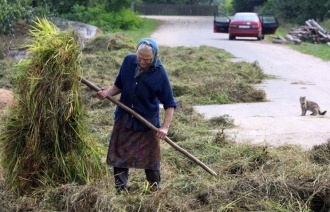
[147,16,330,149]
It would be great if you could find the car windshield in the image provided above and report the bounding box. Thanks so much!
[233,13,258,21]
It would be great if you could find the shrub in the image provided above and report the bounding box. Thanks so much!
[114,8,142,30]
[60,5,142,33]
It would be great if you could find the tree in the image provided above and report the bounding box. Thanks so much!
[142,0,217,4]
[142,0,186,4]
[262,0,330,23]
[0,0,30,35]
[232,0,267,12]
[221,0,234,14]
[50,0,90,14]
[0,0,50,36]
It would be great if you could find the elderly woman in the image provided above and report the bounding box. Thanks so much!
[97,38,178,193]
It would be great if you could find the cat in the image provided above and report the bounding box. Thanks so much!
[300,96,327,116]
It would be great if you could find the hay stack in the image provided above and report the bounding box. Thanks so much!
[0,18,103,195]
[0,89,14,110]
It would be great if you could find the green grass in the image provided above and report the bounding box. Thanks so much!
[117,17,159,43]
[289,42,330,61]
[271,21,330,61]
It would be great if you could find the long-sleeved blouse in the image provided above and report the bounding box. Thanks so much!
[114,54,178,131]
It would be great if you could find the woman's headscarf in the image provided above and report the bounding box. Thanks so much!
[136,38,163,69]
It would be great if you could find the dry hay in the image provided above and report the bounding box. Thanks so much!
[0,89,14,110]
[309,140,330,164]
[83,33,135,54]
[0,18,104,195]
[160,46,267,105]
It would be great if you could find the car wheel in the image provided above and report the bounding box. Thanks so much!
[257,35,262,40]
[229,35,235,40]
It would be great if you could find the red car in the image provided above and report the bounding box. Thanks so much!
[214,12,279,40]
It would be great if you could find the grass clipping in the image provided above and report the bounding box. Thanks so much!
[0,18,103,195]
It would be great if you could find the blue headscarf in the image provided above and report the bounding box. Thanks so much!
[136,38,163,69]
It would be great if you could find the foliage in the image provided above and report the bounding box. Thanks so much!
[97,8,142,31]
[49,0,90,14]
[261,0,330,24]
[0,0,141,36]
[143,0,183,3]
[0,0,52,36]
[60,6,143,32]
[220,0,234,14]
[104,0,140,12]
[0,18,104,195]
[124,18,159,42]
[0,0,33,35]
[142,0,217,4]
[231,0,267,12]
[51,0,140,14]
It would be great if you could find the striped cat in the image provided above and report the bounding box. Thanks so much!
[300,96,327,116]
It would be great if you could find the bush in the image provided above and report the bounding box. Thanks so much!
[261,0,330,24]
[220,0,235,15]
[60,5,142,33]
[114,8,142,30]
[0,0,33,35]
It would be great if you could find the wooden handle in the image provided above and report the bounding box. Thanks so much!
[80,76,217,177]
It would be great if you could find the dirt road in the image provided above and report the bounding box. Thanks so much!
[147,16,330,149]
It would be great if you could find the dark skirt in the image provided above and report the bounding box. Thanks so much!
[106,117,161,170]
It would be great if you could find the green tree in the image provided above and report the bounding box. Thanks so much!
[48,0,139,14]
[221,0,234,14]
[232,0,266,12]
[143,0,187,4]
[262,0,330,23]
[142,0,216,4]
[106,0,132,11]
[0,0,50,35]
[50,0,90,14]
[0,0,30,35]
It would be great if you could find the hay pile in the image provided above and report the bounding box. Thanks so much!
[0,18,104,195]
[0,89,14,110]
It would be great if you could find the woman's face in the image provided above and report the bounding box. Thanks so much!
[137,49,153,68]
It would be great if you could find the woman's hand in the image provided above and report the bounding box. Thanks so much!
[157,107,174,140]
[96,85,122,100]
[156,126,169,140]
[96,90,108,100]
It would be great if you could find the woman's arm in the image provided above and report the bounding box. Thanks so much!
[157,107,175,140]
[96,85,122,100]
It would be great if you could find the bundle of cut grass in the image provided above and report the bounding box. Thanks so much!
[0,18,104,195]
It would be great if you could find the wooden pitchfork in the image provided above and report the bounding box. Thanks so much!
[80,76,217,177]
